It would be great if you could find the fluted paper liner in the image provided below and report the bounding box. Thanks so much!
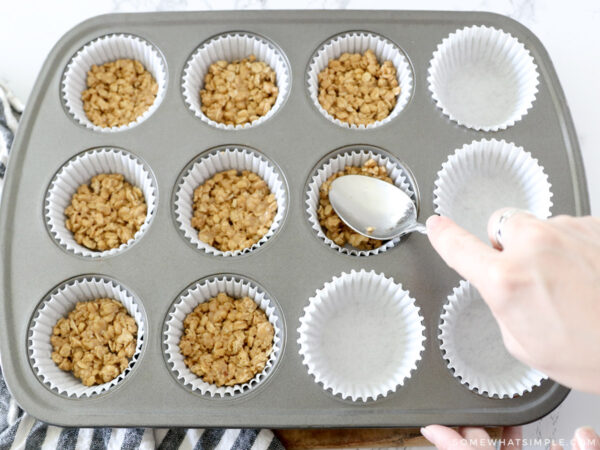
[440,281,546,398]
[428,25,539,131]
[298,270,425,402]
[182,32,291,129]
[307,31,413,129]
[434,139,552,243]
[45,148,157,258]
[306,149,414,256]
[163,275,282,397]
[173,147,287,256]
[28,276,145,398]
[62,34,167,132]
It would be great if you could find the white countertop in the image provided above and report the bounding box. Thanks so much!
[1,0,599,447]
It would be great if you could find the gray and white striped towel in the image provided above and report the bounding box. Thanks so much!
[0,83,285,450]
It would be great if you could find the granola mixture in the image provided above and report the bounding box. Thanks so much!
[179,293,274,386]
[82,59,158,128]
[317,49,400,126]
[200,55,278,126]
[191,169,277,252]
[318,159,393,250]
[65,173,147,251]
[51,298,138,386]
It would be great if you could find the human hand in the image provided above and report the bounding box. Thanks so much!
[420,425,521,450]
[427,211,600,394]
[421,425,600,450]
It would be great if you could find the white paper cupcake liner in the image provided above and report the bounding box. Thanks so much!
[28,276,146,398]
[307,31,413,129]
[434,139,552,244]
[440,280,546,398]
[44,148,158,258]
[163,275,283,397]
[428,25,539,131]
[62,33,167,132]
[173,147,287,257]
[182,32,291,129]
[306,148,415,256]
[298,269,425,402]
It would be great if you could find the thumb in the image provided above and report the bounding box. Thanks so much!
[421,425,470,450]
[575,427,600,450]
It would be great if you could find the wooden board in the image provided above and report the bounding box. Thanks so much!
[275,427,503,449]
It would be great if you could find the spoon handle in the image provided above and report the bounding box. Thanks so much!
[409,222,427,235]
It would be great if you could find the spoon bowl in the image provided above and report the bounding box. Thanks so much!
[328,175,426,240]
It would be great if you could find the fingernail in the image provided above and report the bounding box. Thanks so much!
[576,427,598,450]
[420,426,432,441]
[426,215,441,230]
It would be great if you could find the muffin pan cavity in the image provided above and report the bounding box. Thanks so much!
[298,269,425,402]
[440,281,546,398]
[28,275,146,398]
[0,11,586,428]
[305,145,417,256]
[307,31,413,129]
[182,32,291,129]
[61,33,167,132]
[428,25,539,131]
[173,146,287,257]
[434,139,552,243]
[44,147,158,259]
[163,274,284,398]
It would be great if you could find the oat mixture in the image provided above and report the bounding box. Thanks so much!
[318,159,393,250]
[51,298,138,386]
[191,169,277,252]
[179,293,274,386]
[82,59,158,128]
[65,173,147,252]
[317,49,400,126]
[200,55,278,126]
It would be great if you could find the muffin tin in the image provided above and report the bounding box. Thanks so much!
[0,10,589,428]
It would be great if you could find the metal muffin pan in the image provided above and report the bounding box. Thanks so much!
[0,10,588,428]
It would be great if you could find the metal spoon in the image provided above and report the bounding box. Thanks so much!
[328,175,427,240]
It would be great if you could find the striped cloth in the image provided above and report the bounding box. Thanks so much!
[0,83,285,450]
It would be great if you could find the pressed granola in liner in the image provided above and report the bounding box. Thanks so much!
[200,55,278,126]
[317,49,400,126]
[65,173,147,252]
[307,31,413,129]
[45,148,157,258]
[173,147,287,257]
[51,298,138,387]
[182,32,290,130]
[61,34,167,132]
[82,58,158,128]
[178,292,274,387]
[191,169,278,253]
[163,276,283,397]
[28,276,145,398]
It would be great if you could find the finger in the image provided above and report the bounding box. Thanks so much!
[575,427,600,450]
[421,425,471,450]
[427,215,499,285]
[550,441,564,450]
[488,208,540,250]
[458,427,491,447]
[501,426,522,450]
[497,322,531,367]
